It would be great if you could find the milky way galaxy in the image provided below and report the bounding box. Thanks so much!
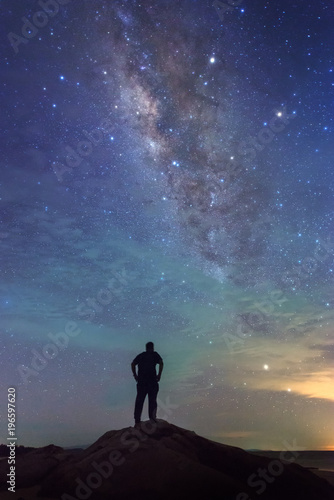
[0,0,333,450]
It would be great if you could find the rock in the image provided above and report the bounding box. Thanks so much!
[0,444,74,490]
[2,421,333,500]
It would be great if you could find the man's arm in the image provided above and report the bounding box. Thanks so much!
[131,361,138,382]
[157,360,164,381]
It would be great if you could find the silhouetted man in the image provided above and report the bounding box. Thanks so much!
[131,342,163,425]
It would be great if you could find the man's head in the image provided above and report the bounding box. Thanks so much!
[146,342,154,351]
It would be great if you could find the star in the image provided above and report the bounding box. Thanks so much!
[1,0,333,452]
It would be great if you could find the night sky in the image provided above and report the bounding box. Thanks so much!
[1,0,333,451]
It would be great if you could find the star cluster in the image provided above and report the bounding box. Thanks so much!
[0,0,333,450]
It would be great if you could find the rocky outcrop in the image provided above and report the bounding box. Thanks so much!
[1,421,333,500]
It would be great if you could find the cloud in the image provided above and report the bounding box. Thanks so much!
[216,431,258,439]
[309,343,334,359]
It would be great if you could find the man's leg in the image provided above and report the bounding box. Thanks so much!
[134,383,147,423]
[148,382,159,421]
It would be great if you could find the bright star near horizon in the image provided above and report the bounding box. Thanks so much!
[263,364,269,370]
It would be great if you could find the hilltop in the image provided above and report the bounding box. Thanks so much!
[0,420,333,500]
